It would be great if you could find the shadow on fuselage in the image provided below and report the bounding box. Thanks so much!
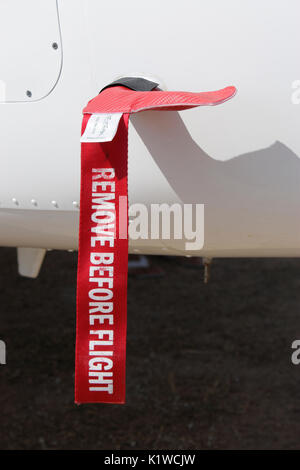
[131,112,300,254]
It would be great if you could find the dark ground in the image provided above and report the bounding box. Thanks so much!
[0,248,300,450]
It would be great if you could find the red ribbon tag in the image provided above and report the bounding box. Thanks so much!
[75,113,129,404]
[75,85,236,404]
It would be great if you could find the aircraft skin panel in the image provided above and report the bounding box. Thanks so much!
[0,0,62,103]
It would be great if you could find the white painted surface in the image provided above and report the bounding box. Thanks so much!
[0,0,299,257]
[17,247,46,278]
[0,0,62,102]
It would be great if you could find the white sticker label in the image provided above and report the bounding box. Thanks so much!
[81,113,123,143]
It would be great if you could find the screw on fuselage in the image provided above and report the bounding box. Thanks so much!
[26,90,32,98]
[52,42,58,50]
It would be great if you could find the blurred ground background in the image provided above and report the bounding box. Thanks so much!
[0,248,300,449]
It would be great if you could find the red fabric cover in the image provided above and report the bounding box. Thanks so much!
[83,85,237,114]
[76,84,236,404]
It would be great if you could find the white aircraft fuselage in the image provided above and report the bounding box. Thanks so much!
[0,0,300,264]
